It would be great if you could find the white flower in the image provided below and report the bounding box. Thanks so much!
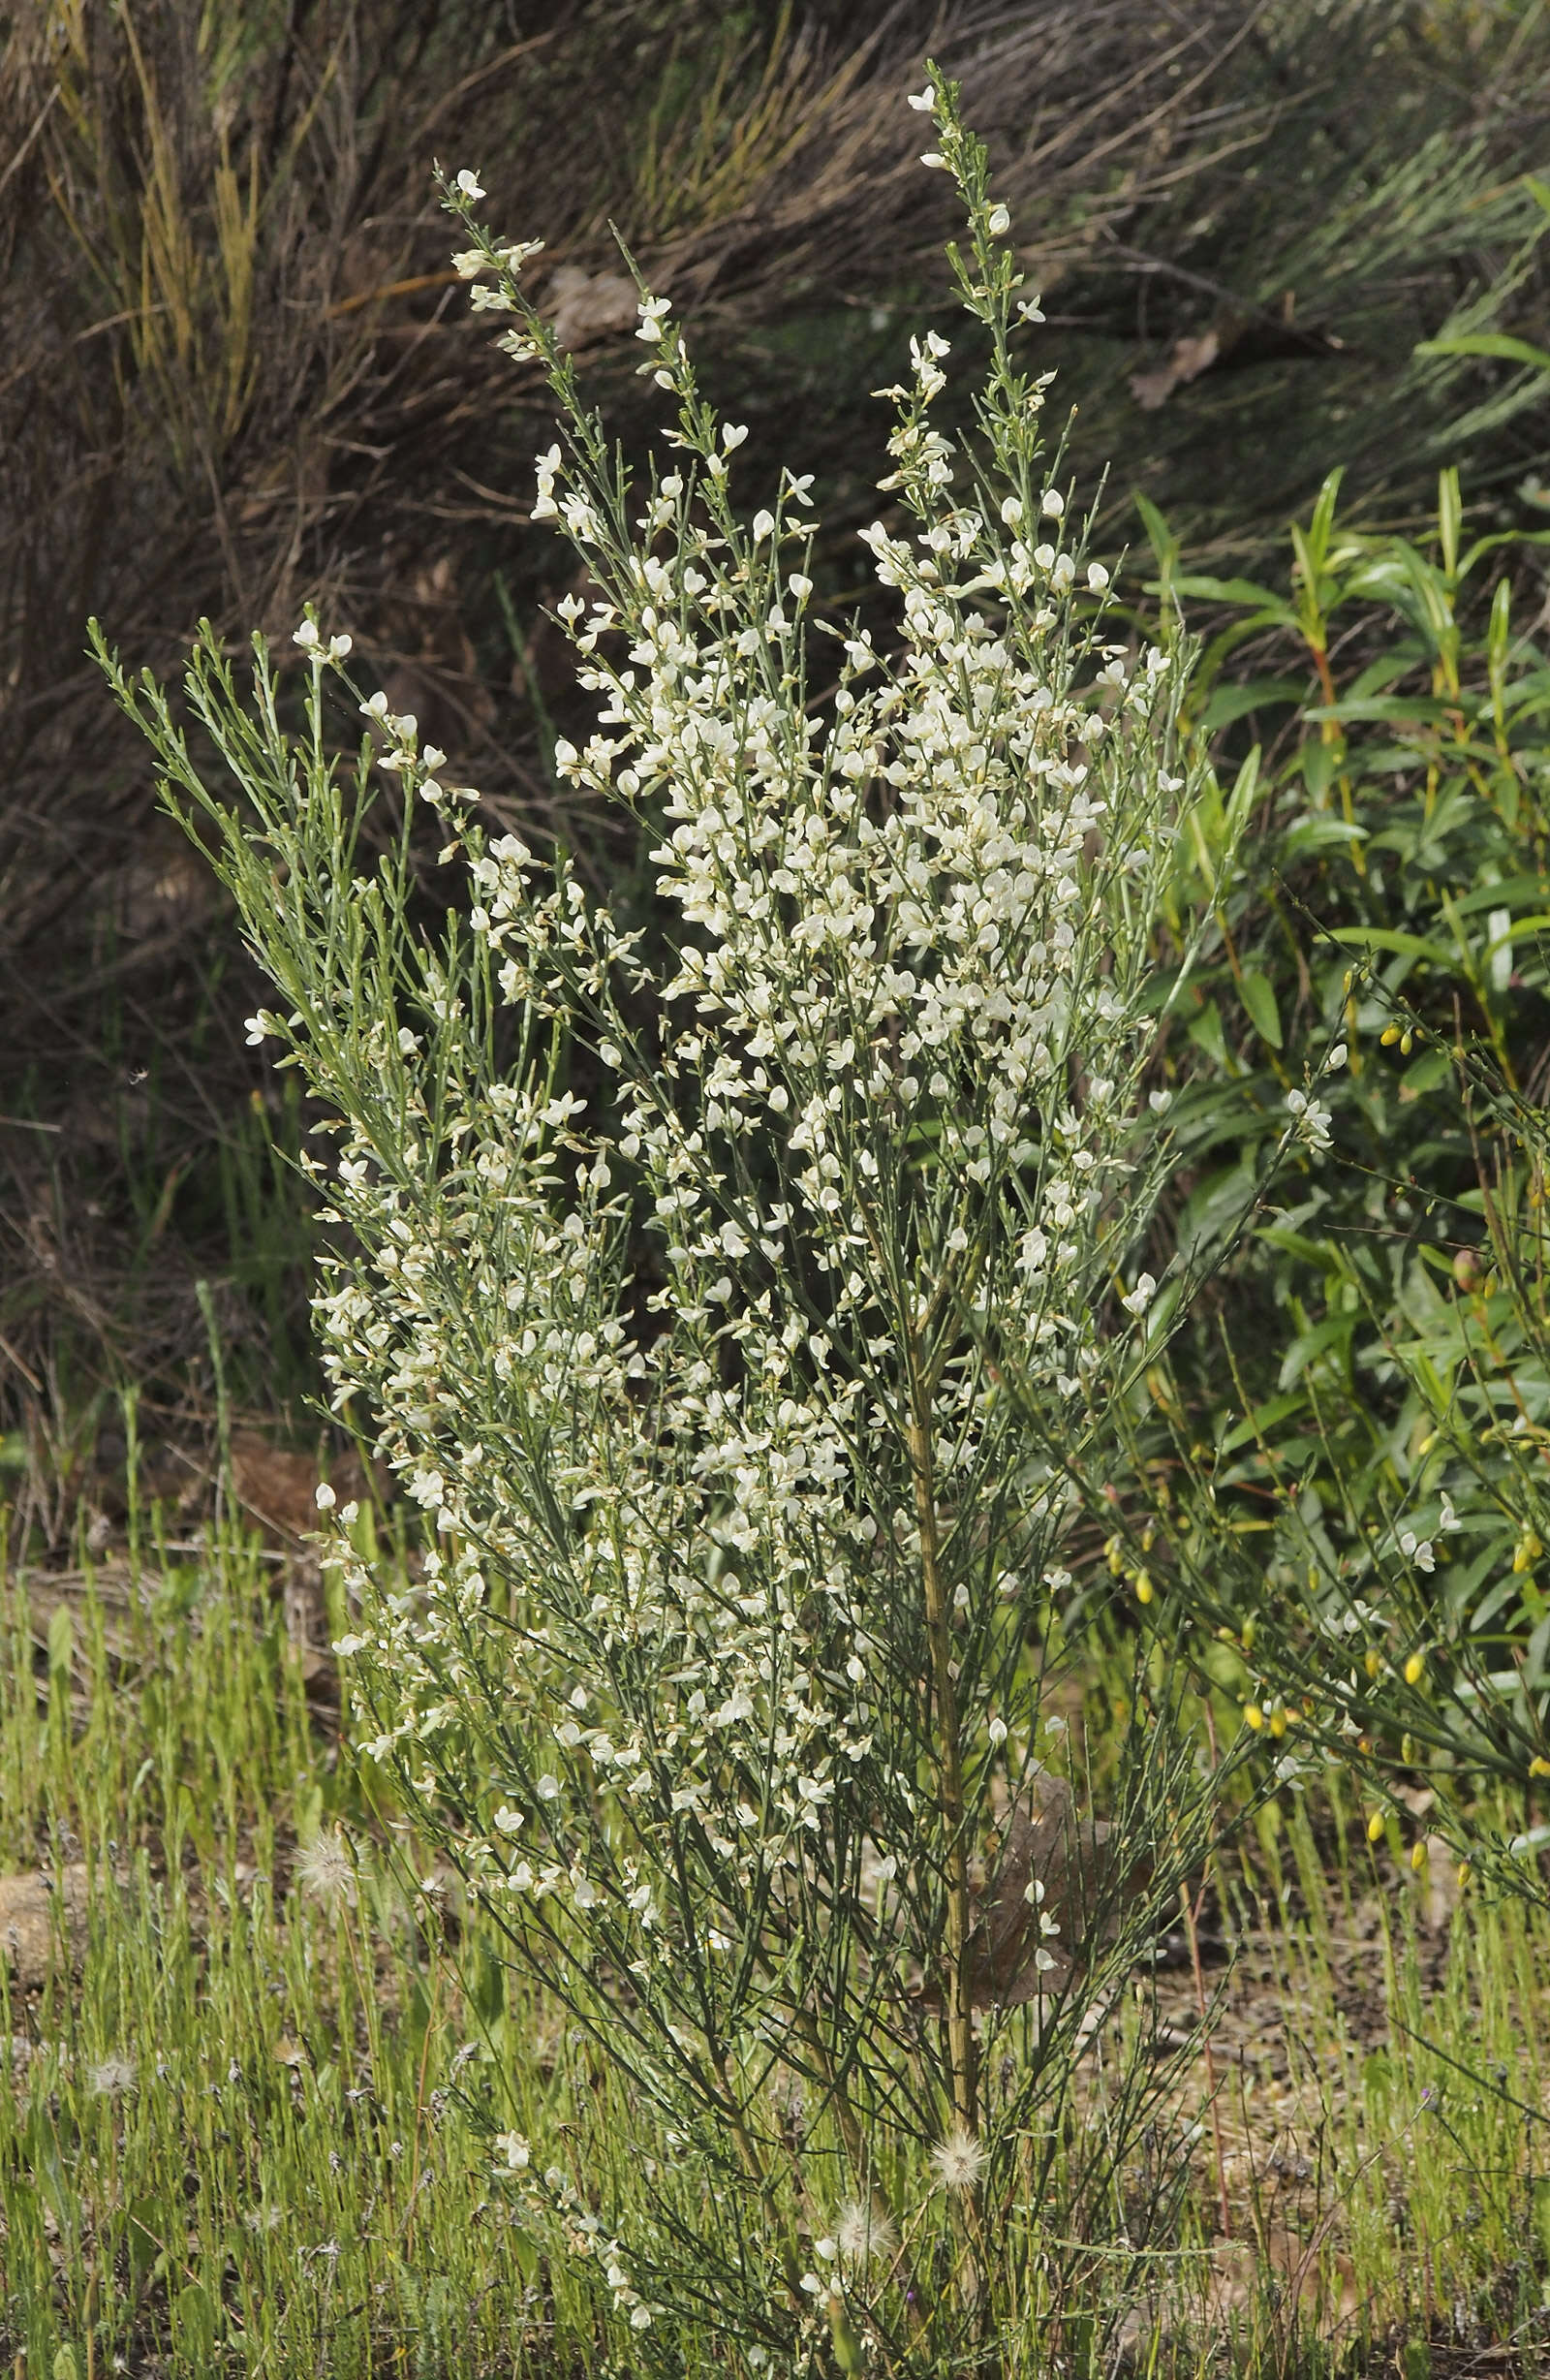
[244,1013,270,1047]
[1400,1531,1436,1574]
[987,204,1010,235]
[1286,1089,1333,1152]
[454,169,485,201]
[1120,1272,1157,1317]
[1326,1042,1348,1070]
[930,2121,987,2193]
[1041,488,1065,518]
[906,83,936,110]
[495,2130,530,2169]
[314,1481,336,1512]
[721,423,749,452]
[1440,1492,1461,1534]
[327,633,353,661]
[292,619,320,650]
[1086,562,1109,592]
[918,151,946,170]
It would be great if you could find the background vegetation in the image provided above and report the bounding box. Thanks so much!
[6,1,1550,2372]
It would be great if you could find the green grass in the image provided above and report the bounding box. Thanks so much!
[6,1474,1550,2376]
[0,1491,599,2379]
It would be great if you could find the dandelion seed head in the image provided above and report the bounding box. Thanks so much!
[89,2053,137,2099]
[930,2120,987,2193]
[837,2197,897,2267]
[293,1828,358,1909]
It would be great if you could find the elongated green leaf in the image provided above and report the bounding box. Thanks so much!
[1218,1391,1311,1457]
[1448,875,1550,917]
[1198,678,1303,732]
[1327,926,1457,963]
[1303,695,1456,725]
[1132,489,1178,573]
[1239,968,1283,1049]
[1415,330,1550,372]
[1170,574,1298,617]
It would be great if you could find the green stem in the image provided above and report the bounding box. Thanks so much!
[906,1365,976,2139]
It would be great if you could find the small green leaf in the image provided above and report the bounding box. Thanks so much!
[172,2280,217,2353]
[126,2199,165,2290]
[47,1603,74,1682]
[1239,969,1283,1049]
[1184,998,1227,1068]
[1438,466,1462,579]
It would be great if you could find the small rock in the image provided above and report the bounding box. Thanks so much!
[0,1865,90,1987]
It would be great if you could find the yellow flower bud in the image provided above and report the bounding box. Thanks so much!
[1530,1756,1550,1779]
[1400,1032,1413,1055]
[1364,1648,1382,1679]
[1410,1840,1427,1871]
[1366,1811,1384,1844]
[1380,1024,1402,1047]
[1404,1653,1425,1686]
[1243,1704,1264,1732]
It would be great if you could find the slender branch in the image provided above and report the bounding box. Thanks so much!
[906,1348,977,2138]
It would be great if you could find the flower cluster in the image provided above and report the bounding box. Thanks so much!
[493,2133,655,2330]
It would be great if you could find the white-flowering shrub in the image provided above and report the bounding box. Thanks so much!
[98,70,1250,2376]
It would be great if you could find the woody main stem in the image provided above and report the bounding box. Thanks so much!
[908,1360,977,2137]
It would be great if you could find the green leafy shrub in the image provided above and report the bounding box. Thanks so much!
[92,69,1272,2374]
[1098,464,1550,1886]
